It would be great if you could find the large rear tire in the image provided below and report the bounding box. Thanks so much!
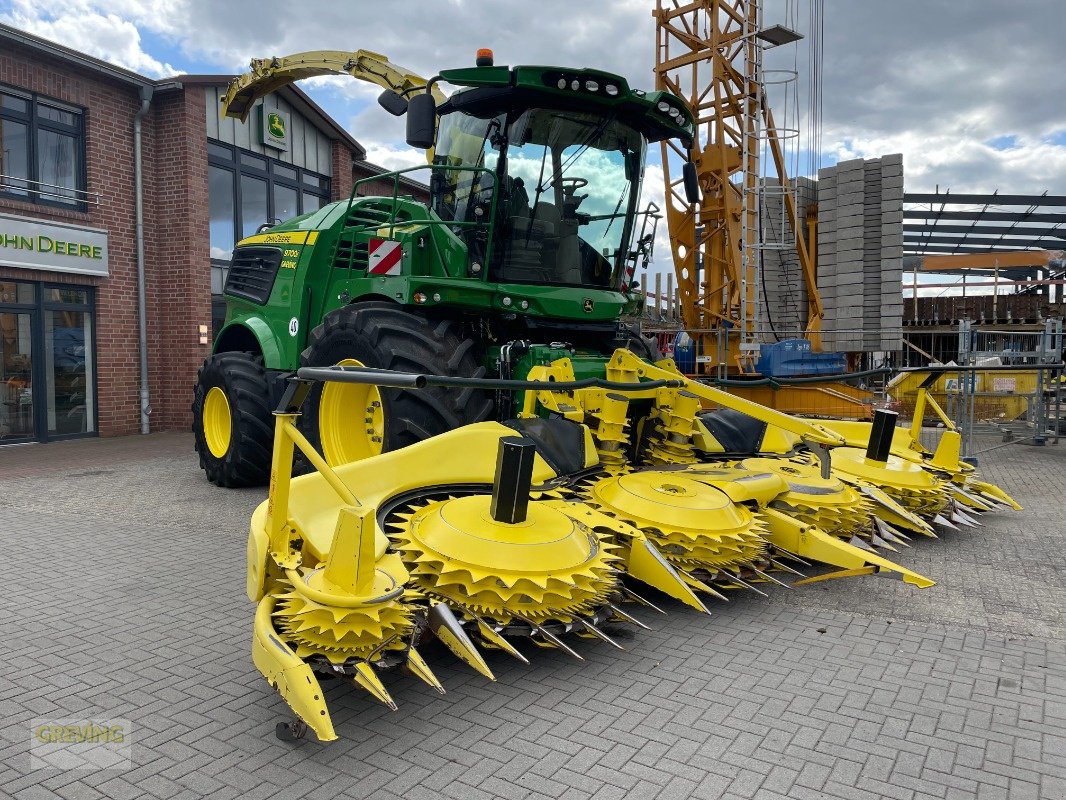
[299,303,494,467]
[192,352,274,487]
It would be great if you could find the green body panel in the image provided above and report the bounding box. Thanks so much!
[212,61,692,374]
[513,344,575,378]
[217,313,286,365]
[216,191,636,371]
[436,65,694,141]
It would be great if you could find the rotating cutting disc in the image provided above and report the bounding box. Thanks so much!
[823,448,952,519]
[583,470,769,571]
[273,556,416,664]
[737,458,875,540]
[389,495,621,624]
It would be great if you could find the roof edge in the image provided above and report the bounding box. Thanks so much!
[0,22,369,162]
[0,21,153,88]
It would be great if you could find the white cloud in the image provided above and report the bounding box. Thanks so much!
[822,131,1066,195]
[360,143,428,173]
[4,0,1065,196]
[2,1,179,77]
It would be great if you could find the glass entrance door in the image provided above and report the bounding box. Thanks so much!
[0,309,34,440]
[45,305,93,435]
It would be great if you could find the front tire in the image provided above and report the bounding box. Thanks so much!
[299,302,494,467]
[192,352,274,487]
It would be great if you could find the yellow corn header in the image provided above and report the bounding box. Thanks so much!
[243,350,1018,741]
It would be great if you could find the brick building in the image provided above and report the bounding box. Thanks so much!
[0,23,424,443]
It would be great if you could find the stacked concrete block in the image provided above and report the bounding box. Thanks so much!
[879,154,904,350]
[816,168,837,347]
[812,154,904,353]
[863,159,885,350]
[817,159,865,350]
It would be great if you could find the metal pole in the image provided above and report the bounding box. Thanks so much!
[134,84,154,435]
[1056,319,1063,445]
[912,270,918,323]
[1035,319,1050,444]
[966,323,978,460]
[956,320,973,459]
[993,265,999,320]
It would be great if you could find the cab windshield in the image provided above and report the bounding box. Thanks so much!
[431,107,646,290]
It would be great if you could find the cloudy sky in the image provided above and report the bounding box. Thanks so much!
[4,0,1064,190]
[3,0,1063,289]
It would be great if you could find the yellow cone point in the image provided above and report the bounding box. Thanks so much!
[406,647,446,694]
[353,661,397,710]
[428,603,495,680]
[627,538,710,613]
[762,508,935,588]
[969,479,1023,511]
[251,597,337,742]
[477,619,530,664]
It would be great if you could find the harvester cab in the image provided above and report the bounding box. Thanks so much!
[194,49,698,486]
[401,54,695,309]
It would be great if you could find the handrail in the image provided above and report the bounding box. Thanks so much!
[345,163,499,275]
[0,173,102,206]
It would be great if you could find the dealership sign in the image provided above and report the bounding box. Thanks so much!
[0,212,109,277]
[259,106,290,151]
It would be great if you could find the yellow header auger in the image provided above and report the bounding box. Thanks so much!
[248,351,1018,742]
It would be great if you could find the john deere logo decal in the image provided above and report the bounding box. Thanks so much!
[583,298,595,313]
[259,107,290,151]
[267,112,286,139]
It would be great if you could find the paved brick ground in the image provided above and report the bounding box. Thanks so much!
[0,432,1063,799]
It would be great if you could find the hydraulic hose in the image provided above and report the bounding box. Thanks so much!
[295,365,686,392]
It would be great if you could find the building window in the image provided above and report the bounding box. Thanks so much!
[209,165,236,271]
[207,140,331,333]
[0,86,86,209]
[0,280,95,442]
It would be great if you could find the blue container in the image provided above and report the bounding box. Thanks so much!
[673,331,701,373]
[755,338,847,378]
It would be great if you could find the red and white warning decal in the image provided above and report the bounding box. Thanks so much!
[368,238,403,275]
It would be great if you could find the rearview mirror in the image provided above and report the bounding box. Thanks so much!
[378,89,409,117]
[406,92,437,149]
[682,162,700,204]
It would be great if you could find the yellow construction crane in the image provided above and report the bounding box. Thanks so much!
[653,0,823,373]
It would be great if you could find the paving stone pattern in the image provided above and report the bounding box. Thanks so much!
[0,432,1063,799]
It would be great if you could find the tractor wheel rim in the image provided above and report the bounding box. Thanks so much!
[203,386,232,458]
[319,358,385,466]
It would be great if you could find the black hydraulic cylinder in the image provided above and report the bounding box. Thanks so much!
[866,409,899,463]
[490,436,537,524]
